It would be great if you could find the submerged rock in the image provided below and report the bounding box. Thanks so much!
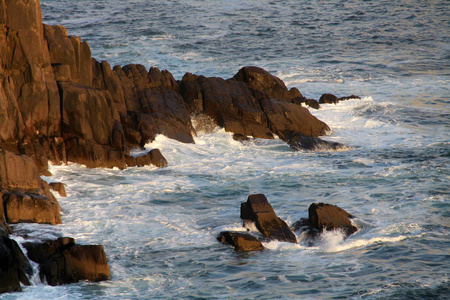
[241,194,297,243]
[217,231,264,252]
[287,133,352,152]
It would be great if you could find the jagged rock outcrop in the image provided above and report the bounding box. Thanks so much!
[217,231,264,252]
[241,194,297,243]
[23,237,110,286]
[179,68,330,142]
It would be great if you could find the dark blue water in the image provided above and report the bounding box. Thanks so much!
[3,1,448,299]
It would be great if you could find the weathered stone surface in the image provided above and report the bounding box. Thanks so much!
[217,231,264,252]
[180,74,273,139]
[114,64,195,146]
[241,194,297,243]
[260,98,330,139]
[0,148,40,191]
[0,236,32,293]
[3,191,61,225]
[39,244,110,285]
[308,203,357,236]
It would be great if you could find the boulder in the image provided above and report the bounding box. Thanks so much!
[39,244,110,285]
[240,194,297,243]
[232,66,301,103]
[287,133,351,151]
[319,93,361,104]
[125,148,168,168]
[49,182,67,197]
[319,93,339,104]
[308,203,357,236]
[260,98,330,139]
[292,203,357,240]
[217,231,264,252]
[0,236,32,293]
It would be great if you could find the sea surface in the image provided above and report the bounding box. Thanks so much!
[4,0,450,299]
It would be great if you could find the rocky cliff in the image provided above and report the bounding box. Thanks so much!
[0,0,352,293]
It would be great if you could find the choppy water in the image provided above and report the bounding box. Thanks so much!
[3,0,450,299]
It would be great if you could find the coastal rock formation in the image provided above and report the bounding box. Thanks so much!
[292,203,357,242]
[125,148,168,168]
[308,203,357,236]
[24,237,110,286]
[319,93,361,105]
[241,194,297,243]
[0,148,61,225]
[179,68,330,142]
[0,0,360,292]
[0,236,32,293]
[217,231,264,252]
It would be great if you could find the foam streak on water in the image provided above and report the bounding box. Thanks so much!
[3,0,449,299]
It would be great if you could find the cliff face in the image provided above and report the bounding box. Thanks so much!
[1,0,331,172]
[0,0,345,293]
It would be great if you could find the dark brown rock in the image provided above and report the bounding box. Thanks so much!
[339,94,361,101]
[319,93,361,105]
[0,148,41,191]
[240,194,297,243]
[49,182,67,197]
[179,74,273,139]
[39,244,110,285]
[0,236,32,293]
[125,148,168,168]
[217,231,264,252]
[308,203,357,236]
[287,133,351,151]
[3,191,61,225]
[148,148,168,168]
[319,93,339,104]
[23,237,75,264]
[293,97,320,109]
[233,66,299,103]
[260,98,330,139]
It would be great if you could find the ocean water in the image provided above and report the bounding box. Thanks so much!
[4,0,450,299]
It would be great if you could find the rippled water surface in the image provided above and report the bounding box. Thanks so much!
[3,1,449,299]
